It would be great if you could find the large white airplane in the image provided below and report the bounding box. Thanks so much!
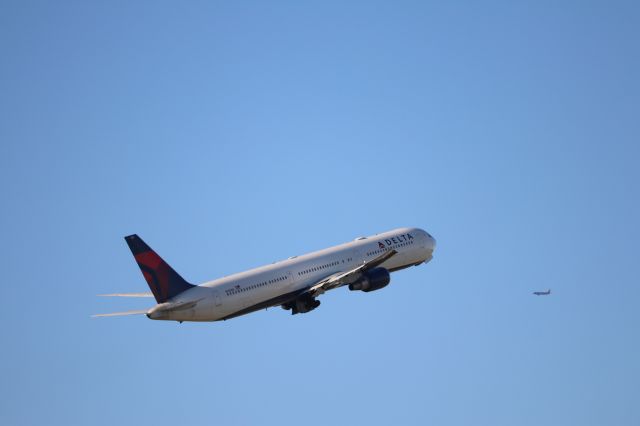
[95,227,436,322]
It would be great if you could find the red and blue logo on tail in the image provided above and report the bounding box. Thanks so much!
[124,234,194,303]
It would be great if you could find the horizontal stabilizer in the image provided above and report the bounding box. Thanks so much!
[92,309,149,318]
[98,292,154,298]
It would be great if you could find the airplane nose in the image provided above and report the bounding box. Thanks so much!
[424,231,436,252]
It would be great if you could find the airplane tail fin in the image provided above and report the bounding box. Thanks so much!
[124,234,195,303]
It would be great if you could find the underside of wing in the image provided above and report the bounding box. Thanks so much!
[91,309,149,318]
[307,249,398,297]
[280,249,399,315]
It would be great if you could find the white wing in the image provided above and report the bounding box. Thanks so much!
[307,249,398,297]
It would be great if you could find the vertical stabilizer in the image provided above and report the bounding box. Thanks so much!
[124,234,195,303]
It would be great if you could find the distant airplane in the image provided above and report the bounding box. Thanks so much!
[533,289,551,296]
[94,227,436,322]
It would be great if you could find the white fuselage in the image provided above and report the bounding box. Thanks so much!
[147,227,435,322]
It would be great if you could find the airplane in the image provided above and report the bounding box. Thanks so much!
[533,289,551,296]
[94,227,436,322]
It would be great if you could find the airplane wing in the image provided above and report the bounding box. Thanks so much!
[306,249,398,298]
[98,292,154,297]
[91,309,149,318]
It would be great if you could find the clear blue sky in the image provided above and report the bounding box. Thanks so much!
[1,1,639,425]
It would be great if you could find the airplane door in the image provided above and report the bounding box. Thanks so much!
[214,290,221,306]
[354,248,365,266]
[284,271,295,290]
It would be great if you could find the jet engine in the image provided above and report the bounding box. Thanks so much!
[348,267,390,292]
[282,294,321,315]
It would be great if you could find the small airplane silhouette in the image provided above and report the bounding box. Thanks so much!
[533,289,551,296]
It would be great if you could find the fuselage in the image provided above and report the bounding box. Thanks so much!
[147,227,435,322]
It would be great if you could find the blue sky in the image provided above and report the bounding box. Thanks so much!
[1,1,639,425]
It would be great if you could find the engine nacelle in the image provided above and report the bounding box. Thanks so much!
[282,295,321,315]
[349,267,390,292]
